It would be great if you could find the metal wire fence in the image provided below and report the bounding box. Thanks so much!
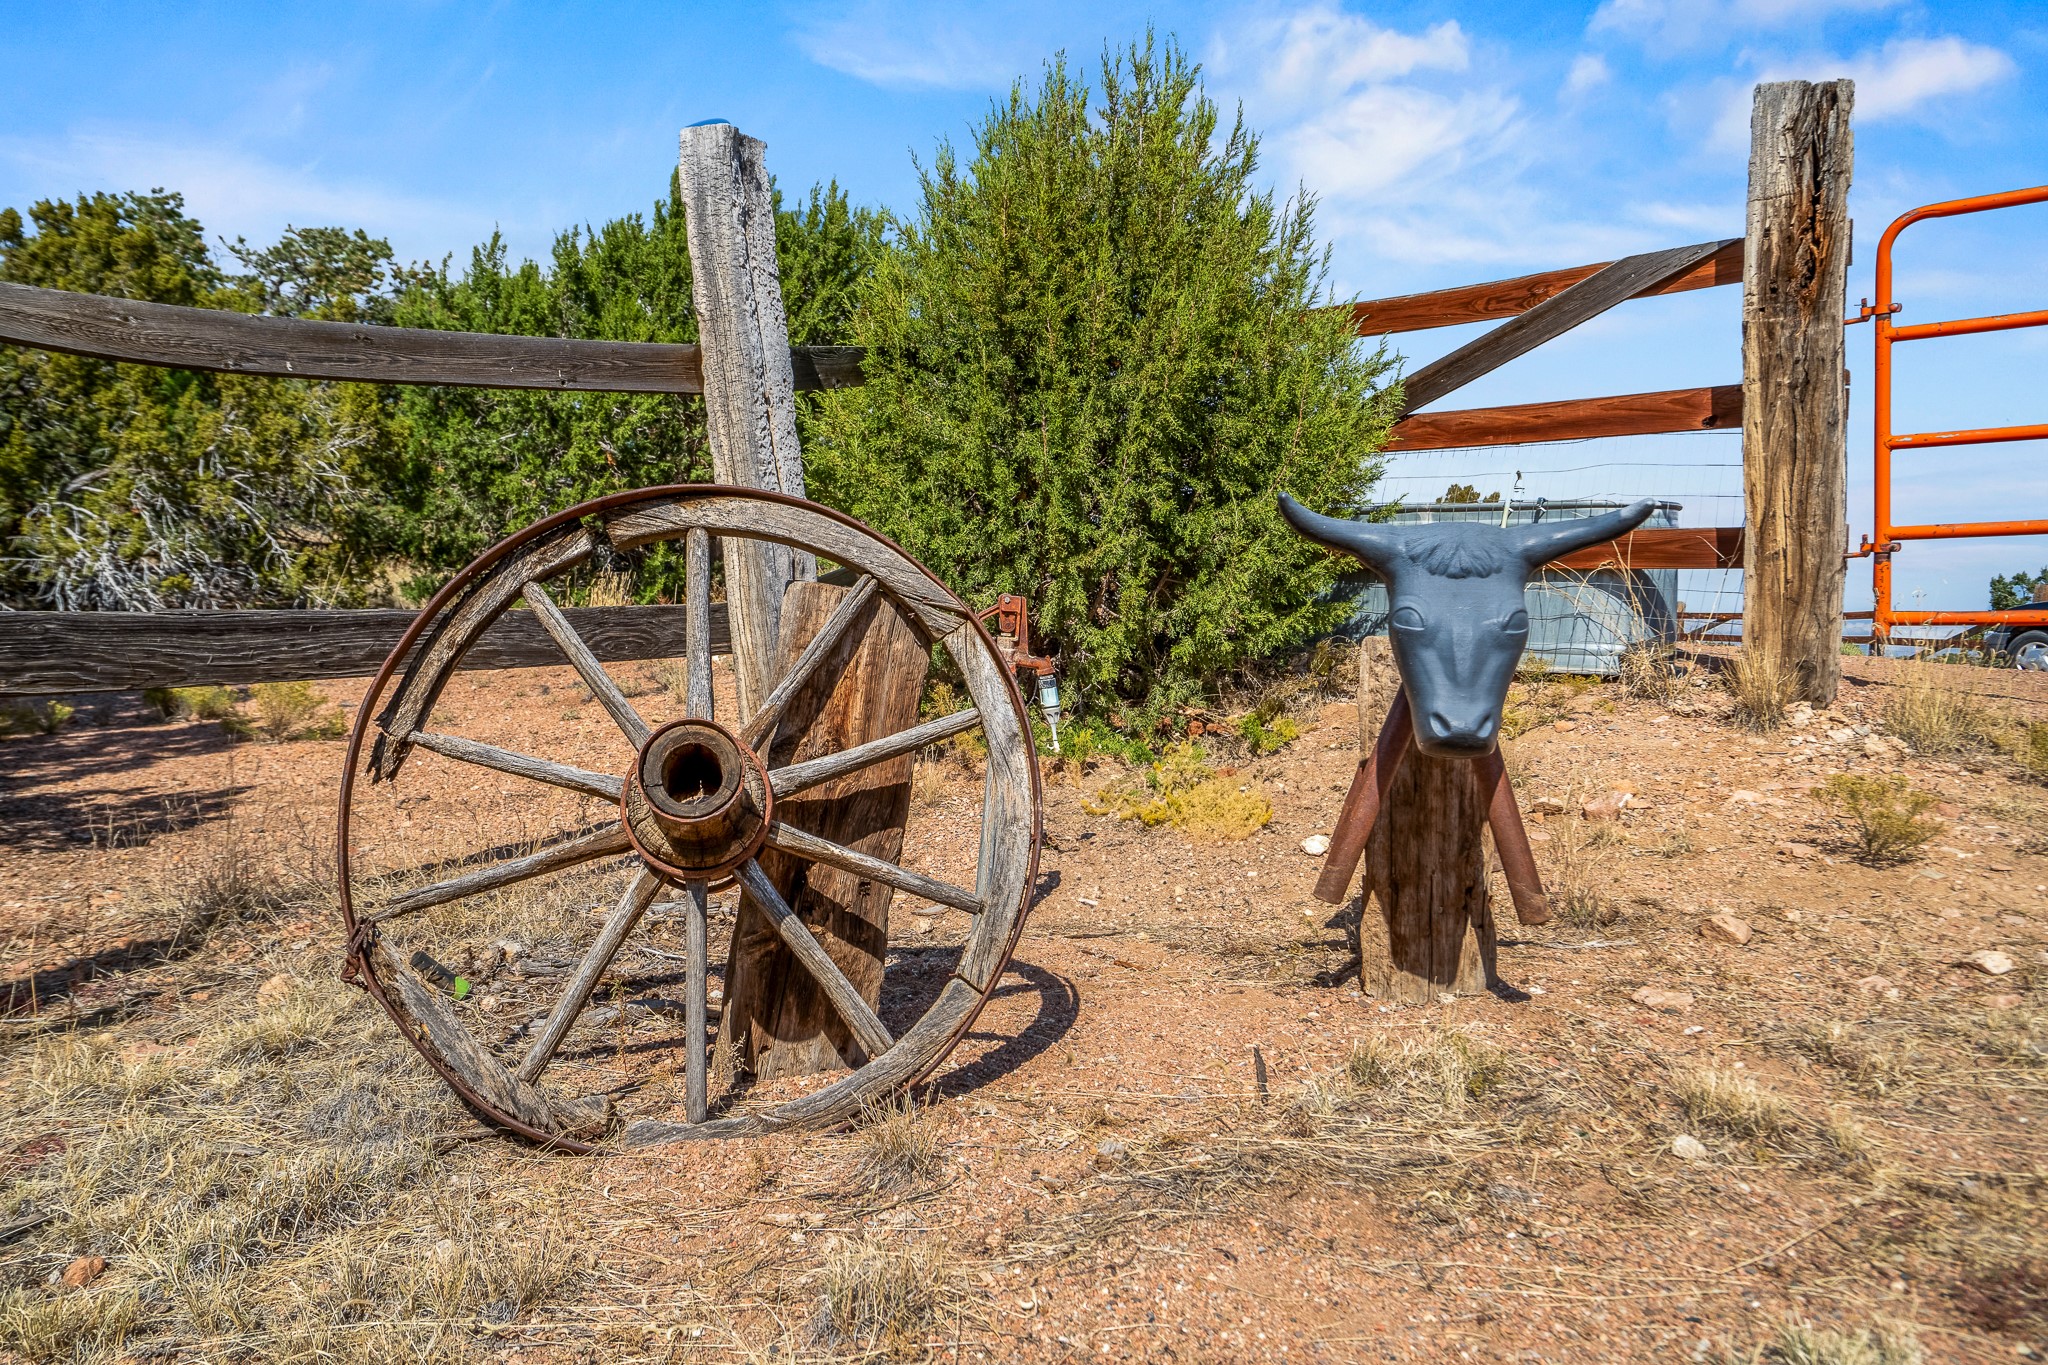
[1352,431,1749,670]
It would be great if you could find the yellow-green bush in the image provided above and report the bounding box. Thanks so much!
[1085,742,1272,840]
[1813,773,1940,864]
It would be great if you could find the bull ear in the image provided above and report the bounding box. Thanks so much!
[1278,492,1400,576]
[1510,499,1659,570]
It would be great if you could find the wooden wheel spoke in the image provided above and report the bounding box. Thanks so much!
[524,580,651,748]
[732,859,893,1060]
[409,731,622,803]
[372,822,632,922]
[515,867,665,1084]
[684,528,715,722]
[763,821,981,914]
[683,879,710,1124]
[741,575,877,750]
[767,707,981,799]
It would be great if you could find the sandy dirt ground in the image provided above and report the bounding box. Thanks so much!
[1,651,2044,1363]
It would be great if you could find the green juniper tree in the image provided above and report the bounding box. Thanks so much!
[0,192,404,608]
[811,37,1400,721]
[389,175,879,598]
[1990,565,2048,611]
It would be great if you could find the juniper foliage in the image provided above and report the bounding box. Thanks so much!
[812,38,1399,718]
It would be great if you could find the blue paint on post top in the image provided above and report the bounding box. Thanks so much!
[687,118,731,127]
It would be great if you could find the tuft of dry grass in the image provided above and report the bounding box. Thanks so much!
[652,658,691,708]
[810,1235,957,1353]
[1796,1022,1922,1095]
[852,1096,944,1190]
[1758,1317,1924,1365]
[1725,647,1793,732]
[1674,1067,1790,1143]
[1812,774,1940,864]
[1068,1025,1546,1246]
[1881,664,2000,756]
[1618,641,1682,702]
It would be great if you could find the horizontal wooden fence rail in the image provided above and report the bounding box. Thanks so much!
[1349,238,1744,337]
[0,604,732,695]
[1386,385,1743,451]
[0,283,865,394]
[1552,526,1744,572]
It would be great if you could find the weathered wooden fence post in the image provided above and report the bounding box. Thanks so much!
[678,121,929,1084]
[1741,79,1854,705]
[677,120,815,716]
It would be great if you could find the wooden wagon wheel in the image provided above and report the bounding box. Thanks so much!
[336,485,1041,1149]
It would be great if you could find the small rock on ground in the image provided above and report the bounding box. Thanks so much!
[1302,834,1331,856]
[1631,987,1693,1013]
[1701,913,1753,946]
[60,1256,105,1288]
[1672,1134,1709,1162]
[1582,791,1631,821]
[1966,949,2016,976]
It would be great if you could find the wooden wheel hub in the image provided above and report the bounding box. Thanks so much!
[622,719,772,879]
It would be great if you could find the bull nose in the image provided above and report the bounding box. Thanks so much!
[1417,709,1498,758]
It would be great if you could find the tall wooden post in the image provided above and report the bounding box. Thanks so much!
[677,121,815,716]
[1741,80,1854,705]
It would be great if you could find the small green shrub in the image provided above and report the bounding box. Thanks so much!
[249,681,344,742]
[168,685,238,720]
[0,699,73,735]
[1812,774,1940,864]
[1235,710,1299,755]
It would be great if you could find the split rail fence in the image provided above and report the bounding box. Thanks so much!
[0,82,1853,701]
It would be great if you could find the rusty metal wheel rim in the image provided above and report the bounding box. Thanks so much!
[336,485,1043,1149]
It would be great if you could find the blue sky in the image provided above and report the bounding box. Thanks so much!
[4,0,2045,619]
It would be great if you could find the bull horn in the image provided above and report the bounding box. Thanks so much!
[1511,499,1659,570]
[1277,492,1400,575]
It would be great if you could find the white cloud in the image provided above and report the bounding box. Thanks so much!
[1208,6,1605,269]
[1209,5,1467,111]
[1562,53,1611,99]
[0,128,494,263]
[790,1,1055,91]
[1281,86,1518,200]
[1590,0,1903,52]
[1707,35,2017,149]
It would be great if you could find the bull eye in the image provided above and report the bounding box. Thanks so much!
[1503,609,1529,634]
[1391,605,1425,632]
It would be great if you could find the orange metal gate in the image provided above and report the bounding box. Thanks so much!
[1862,184,2048,645]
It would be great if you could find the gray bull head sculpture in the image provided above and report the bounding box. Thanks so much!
[1279,494,1658,758]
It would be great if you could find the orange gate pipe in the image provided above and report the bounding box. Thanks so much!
[1871,184,2048,643]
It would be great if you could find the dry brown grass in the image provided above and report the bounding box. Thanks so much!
[1881,663,2001,755]
[1749,1317,1925,1365]
[0,842,604,1364]
[1617,641,1683,703]
[809,1234,960,1355]
[851,1096,944,1191]
[1081,1025,1536,1231]
[1674,1067,1791,1144]
[1726,647,1793,732]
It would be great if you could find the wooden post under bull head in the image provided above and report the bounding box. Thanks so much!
[1315,689,1551,1004]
